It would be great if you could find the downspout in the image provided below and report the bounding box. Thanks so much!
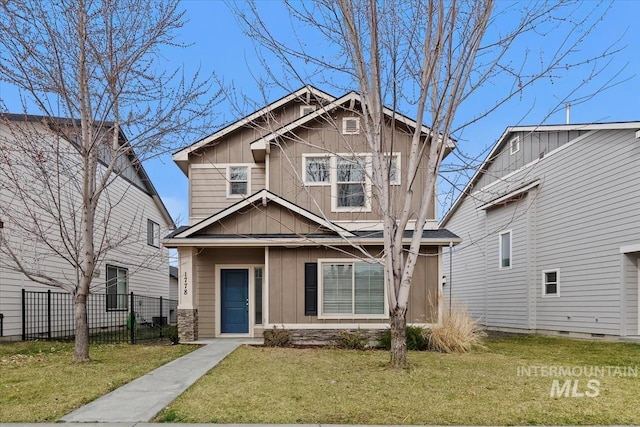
[449,241,453,315]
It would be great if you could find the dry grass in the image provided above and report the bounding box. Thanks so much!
[428,304,486,353]
[0,340,196,422]
[157,335,640,425]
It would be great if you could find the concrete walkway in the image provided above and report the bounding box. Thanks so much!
[61,339,256,423]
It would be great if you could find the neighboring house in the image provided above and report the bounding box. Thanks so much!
[441,122,640,339]
[169,265,179,302]
[164,85,459,342]
[0,114,174,340]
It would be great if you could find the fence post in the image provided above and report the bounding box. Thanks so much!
[159,296,163,339]
[130,292,135,344]
[47,290,52,340]
[21,289,26,340]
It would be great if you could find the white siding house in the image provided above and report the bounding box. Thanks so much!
[442,122,640,339]
[0,115,174,340]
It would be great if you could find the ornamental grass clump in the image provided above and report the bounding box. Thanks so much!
[427,304,486,353]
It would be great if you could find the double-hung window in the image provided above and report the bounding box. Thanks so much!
[320,260,386,318]
[106,265,128,311]
[542,270,559,296]
[147,219,160,247]
[335,156,367,209]
[499,230,512,268]
[228,166,249,196]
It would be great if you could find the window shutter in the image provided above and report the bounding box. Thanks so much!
[304,262,318,316]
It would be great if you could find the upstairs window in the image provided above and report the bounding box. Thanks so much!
[499,230,512,268]
[303,155,330,185]
[335,156,367,209]
[342,117,360,134]
[543,270,559,296]
[147,220,160,247]
[510,136,520,155]
[228,166,249,197]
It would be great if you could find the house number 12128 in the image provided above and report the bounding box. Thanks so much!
[183,272,188,295]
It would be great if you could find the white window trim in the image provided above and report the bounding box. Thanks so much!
[226,164,251,198]
[385,152,401,186]
[300,105,316,116]
[302,153,331,186]
[342,117,360,135]
[542,269,560,297]
[499,230,512,269]
[510,136,520,155]
[147,219,160,248]
[330,153,372,212]
[106,264,128,311]
[317,258,389,320]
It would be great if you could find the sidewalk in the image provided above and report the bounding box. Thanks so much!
[61,338,257,423]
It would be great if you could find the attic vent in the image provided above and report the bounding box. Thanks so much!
[300,106,316,116]
[342,117,360,134]
[509,136,520,155]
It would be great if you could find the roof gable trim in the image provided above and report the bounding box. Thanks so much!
[175,189,354,239]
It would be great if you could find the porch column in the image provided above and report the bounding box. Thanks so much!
[177,247,198,341]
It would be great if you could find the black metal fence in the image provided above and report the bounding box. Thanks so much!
[22,290,178,344]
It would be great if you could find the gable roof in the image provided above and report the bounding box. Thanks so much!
[170,189,355,239]
[172,85,336,172]
[440,121,640,226]
[249,90,450,149]
[0,113,175,229]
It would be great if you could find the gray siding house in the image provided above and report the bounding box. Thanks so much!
[441,122,640,339]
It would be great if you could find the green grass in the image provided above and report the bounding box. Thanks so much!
[0,340,196,422]
[157,335,640,425]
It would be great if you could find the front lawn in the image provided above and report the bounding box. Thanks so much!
[157,335,640,425]
[0,340,196,422]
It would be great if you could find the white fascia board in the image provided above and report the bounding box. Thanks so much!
[173,86,336,160]
[174,189,354,239]
[440,122,640,226]
[476,180,541,211]
[250,92,454,149]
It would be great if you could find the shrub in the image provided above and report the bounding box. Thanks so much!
[335,330,368,350]
[427,304,486,353]
[263,326,291,347]
[165,325,179,345]
[378,325,428,351]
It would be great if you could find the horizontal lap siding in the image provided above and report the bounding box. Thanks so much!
[484,197,531,329]
[0,128,171,338]
[190,166,266,220]
[442,197,489,324]
[534,129,640,335]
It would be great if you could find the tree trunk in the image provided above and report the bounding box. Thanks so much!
[73,292,90,362]
[390,307,408,368]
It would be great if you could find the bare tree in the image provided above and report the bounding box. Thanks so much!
[231,0,620,367]
[0,0,217,362]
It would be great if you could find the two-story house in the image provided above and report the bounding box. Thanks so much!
[0,114,174,340]
[164,86,460,342]
[441,122,640,339]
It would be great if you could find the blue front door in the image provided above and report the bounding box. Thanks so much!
[221,269,249,334]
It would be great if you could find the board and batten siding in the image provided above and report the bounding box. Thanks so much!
[268,246,439,325]
[193,247,265,338]
[444,128,640,336]
[268,109,437,223]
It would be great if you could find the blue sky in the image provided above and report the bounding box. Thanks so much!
[2,0,640,225]
[149,0,640,226]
